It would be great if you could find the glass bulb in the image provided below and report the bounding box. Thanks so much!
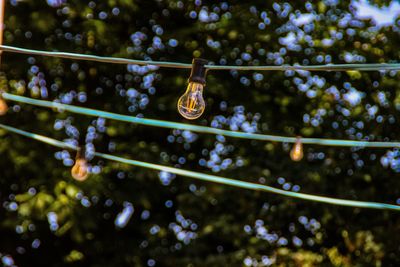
[177,82,205,120]
[0,98,8,116]
[290,137,303,161]
[71,158,89,181]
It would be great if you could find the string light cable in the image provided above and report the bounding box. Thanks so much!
[1,45,400,71]
[0,123,399,211]
[2,92,400,148]
[3,45,400,119]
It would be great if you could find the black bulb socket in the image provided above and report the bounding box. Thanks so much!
[76,147,86,160]
[188,58,208,85]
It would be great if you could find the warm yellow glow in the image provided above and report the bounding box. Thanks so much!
[71,158,89,181]
[177,82,205,120]
[0,98,8,115]
[290,137,303,161]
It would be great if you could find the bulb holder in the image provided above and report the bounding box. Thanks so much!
[188,58,208,85]
[76,146,86,160]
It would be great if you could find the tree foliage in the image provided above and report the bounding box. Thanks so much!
[1,0,400,266]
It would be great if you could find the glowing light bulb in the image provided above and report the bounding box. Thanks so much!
[0,97,7,116]
[177,82,205,120]
[177,58,208,120]
[290,137,303,161]
[71,158,89,181]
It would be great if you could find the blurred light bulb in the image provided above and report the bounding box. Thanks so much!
[0,97,7,115]
[71,158,89,181]
[177,58,208,120]
[177,82,205,120]
[290,137,303,161]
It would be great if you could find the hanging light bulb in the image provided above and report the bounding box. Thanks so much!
[177,58,208,120]
[0,94,7,115]
[290,136,304,161]
[71,148,89,181]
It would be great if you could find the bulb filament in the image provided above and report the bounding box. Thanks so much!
[187,96,196,112]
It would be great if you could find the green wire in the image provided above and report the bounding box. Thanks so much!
[0,123,398,211]
[3,92,400,148]
[1,45,400,71]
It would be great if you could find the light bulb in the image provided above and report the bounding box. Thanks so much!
[177,58,208,120]
[0,97,7,115]
[290,137,303,161]
[71,158,89,181]
[177,82,205,120]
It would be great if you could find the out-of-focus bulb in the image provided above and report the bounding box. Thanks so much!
[71,158,89,181]
[177,58,208,120]
[177,82,205,120]
[290,137,303,161]
[0,97,8,116]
